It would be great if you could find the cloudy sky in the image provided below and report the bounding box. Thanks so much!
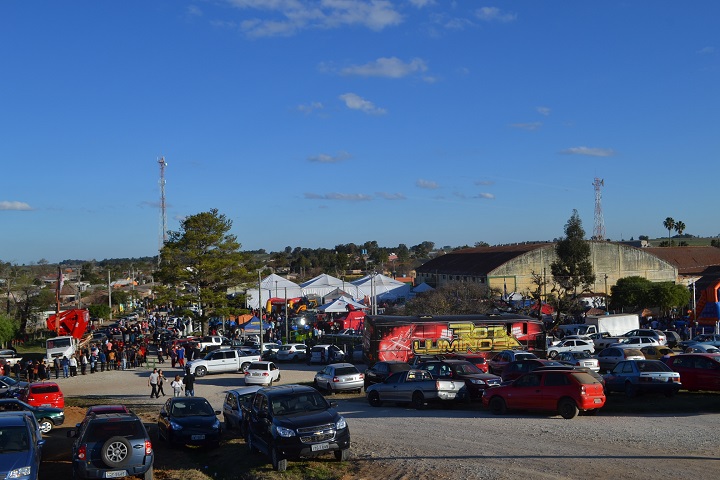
[1,1,718,264]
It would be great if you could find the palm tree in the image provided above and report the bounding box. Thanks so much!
[663,217,675,245]
[675,221,686,237]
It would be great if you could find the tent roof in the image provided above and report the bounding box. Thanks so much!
[260,274,299,290]
[318,296,369,312]
[300,273,344,288]
[412,282,434,293]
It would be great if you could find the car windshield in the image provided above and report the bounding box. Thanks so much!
[573,351,592,359]
[0,376,19,387]
[0,426,29,452]
[171,400,215,417]
[279,346,292,351]
[451,363,482,375]
[624,349,644,357]
[248,363,267,370]
[333,367,358,376]
[85,421,144,442]
[516,353,536,360]
[637,361,671,372]
[389,364,411,373]
[270,392,328,415]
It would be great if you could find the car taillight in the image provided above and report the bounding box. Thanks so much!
[262,372,269,376]
[145,440,152,455]
[78,444,87,460]
[359,373,364,379]
[332,376,339,382]
[580,385,587,395]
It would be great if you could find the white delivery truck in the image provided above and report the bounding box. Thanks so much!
[584,313,640,337]
[45,336,79,363]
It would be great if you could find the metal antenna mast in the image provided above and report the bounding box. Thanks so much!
[158,156,168,265]
[592,177,605,241]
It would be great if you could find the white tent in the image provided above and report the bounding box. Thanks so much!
[351,274,411,301]
[246,274,303,309]
[317,296,369,313]
[299,273,346,298]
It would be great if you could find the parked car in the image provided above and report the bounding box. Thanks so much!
[678,333,720,351]
[597,348,645,372]
[666,353,720,391]
[19,381,64,409]
[309,345,346,364]
[501,359,565,382]
[663,330,682,349]
[363,361,411,389]
[487,350,538,375]
[0,411,44,480]
[417,359,502,400]
[366,369,464,409]
[222,386,262,435]
[604,360,681,397]
[68,411,154,479]
[186,348,260,377]
[640,346,675,360]
[0,398,65,434]
[482,369,606,419]
[533,365,606,388]
[547,339,595,357]
[275,344,309,362]
[157,396,222,448]
[84,405,130,417]
[244,361,281,386]
[314,363,364,394]
[684,344,720,354]
[246,384,350,471]
[0,375,28,397]
[610,336,661,349]
[554,351,600,372]
[445,353,490,373]
[622,329,667,346]
[261,344,282,360]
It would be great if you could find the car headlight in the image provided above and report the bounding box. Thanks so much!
[7,466,31,478]
[469,379,486,385]
[336,416,347,430]
[212,419,221,429]
[169,421,183,430]
[275,425,296,437]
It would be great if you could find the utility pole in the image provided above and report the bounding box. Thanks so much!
[158,157,168,266]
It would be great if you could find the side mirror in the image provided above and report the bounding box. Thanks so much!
[329,401,338,408]
[37,439,46,447]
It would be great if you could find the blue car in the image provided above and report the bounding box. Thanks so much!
[0,411,45,480]
[603,360,681,397]
[222,386,262,437]
[157,397,222,448]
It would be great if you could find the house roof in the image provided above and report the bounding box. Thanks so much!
[644,246,720,276]
[416,243,550,276]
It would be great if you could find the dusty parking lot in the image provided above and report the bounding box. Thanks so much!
[40,361,720,480]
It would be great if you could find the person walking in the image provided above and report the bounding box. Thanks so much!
[177,345,185,368]
[170,375,184,397]
[148,368,160,398]
[69,355,78,377]
[183,367,195,397]
[61,356,70,378]
[157,369,167,396]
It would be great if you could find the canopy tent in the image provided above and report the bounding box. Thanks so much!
[322,287,356,303]
[237,316,272,334]
[412,282,434,293]
[299,273,346,298]
[245,274,303,309]
[351,274,411,301]
[317,296,369,313]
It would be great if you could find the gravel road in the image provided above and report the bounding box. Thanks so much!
[57,362,720,479]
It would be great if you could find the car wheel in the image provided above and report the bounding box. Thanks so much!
[195,366,207,377]
[624,382,637,398]
[271,447,288,472]
[334,448,350,462]
[558,398,579,419]
[489,396,506,415]
[39,418,53,434]
[411,391,425,410]
[368,391,382,407]
[327,383,334,395]
[240,362,250,373]
[548,350,558,358]
[142,465,154,480]
[101,436,133,468]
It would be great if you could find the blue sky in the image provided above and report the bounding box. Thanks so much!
[1,1,719,264]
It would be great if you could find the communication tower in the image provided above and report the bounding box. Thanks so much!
[158,157,168,264]
[592,177,605,241]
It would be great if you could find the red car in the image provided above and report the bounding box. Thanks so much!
[446,354,490,373]
[501,359,565,382]
[482,369,605,419]
[666,353,720,391]
[20,381,64,409]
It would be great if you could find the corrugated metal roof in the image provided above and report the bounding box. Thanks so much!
[416,243,550,275]
[644,246,720,275]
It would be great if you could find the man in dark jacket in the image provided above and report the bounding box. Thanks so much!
[183,367,195,397]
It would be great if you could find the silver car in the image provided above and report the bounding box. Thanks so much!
[314,363,364,394]
[555,351,600,372]
[597,347,645,372]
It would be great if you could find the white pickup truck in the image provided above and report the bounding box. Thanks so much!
[186,348,260,377]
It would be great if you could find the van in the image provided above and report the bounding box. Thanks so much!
[309,345,345,364]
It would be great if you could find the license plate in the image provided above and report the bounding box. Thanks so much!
[191,434,205,440]
[593,398,602,404]
[104,471,128,478]
[252,373,260,376]
[311,442,330,451]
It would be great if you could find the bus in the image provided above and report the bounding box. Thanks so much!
[363,314,545,365]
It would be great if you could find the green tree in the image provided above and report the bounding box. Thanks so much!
[402,282,495,315]
[663,217,675,245]
[0,313,19,347]
[550,210,595,322]
[88,304,111,320]
[674,221,686,237]
[609,276,653,312]
[156,209,252,334]
[649,282,691,317]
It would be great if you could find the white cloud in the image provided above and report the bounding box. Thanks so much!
[476,192,495,199]
[697,46,715,55]
[416,179,439,189]
[559,146,616,157]
[0,201,32,211]
[510,122,542,131]
[339,93,387,115]
[304,192,373,201]
[187,5,203,17]
[536,106,551,116]
[376,192,406,200]
[476,7,517,23]
[226,0,403,38]
[307,151,351,163]
[408,0,435,7]
[297,101,323,114]
[340,57,428,78]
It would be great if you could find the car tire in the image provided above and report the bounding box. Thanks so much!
[38,418,53,434]
[548,350,558,358]
[489,396,507,415]
[101,436,133,468]
[271,447,288,472]
[195,366,207,377]
[240,362,250,373]
[558,399,579,419]
[368,391,382,407]
[624,382,637,398]
[335,448,350,462]
[411,391,425,410]
[142,465,154,480]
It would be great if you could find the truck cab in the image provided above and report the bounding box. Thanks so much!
[45,336,78,363]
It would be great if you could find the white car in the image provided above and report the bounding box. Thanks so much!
[244,361,281,386]
[547,339,595,357]
[275,343,308,362]
[610,336,660,349]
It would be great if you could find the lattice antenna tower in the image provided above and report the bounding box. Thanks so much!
[158,157,168,265]
[592,177,605,241]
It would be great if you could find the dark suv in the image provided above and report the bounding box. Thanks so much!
[68,412,154,479]
[246,384,350,471]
